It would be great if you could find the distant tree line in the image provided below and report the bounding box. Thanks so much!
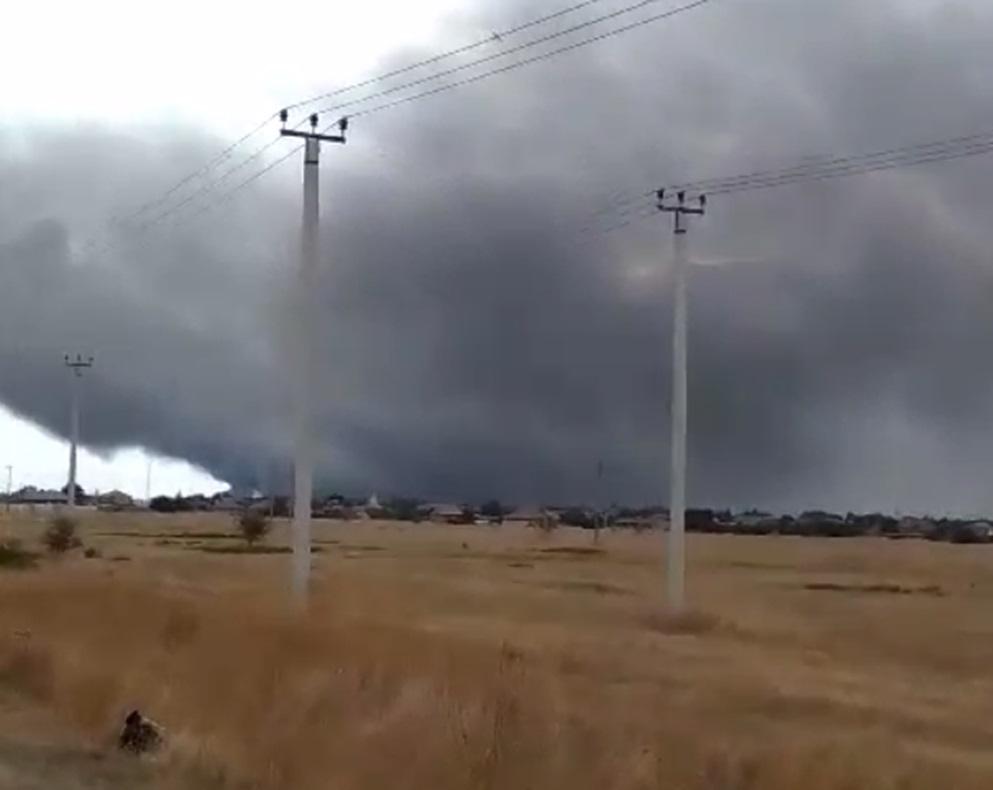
[144,490,993,545]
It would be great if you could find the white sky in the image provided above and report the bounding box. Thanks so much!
[1,0,466,495]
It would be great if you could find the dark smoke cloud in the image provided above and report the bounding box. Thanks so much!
[4,0,993,513]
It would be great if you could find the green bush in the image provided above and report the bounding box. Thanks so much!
[0,540,38,570]
[43,515,82,554]
[237,510,271,546]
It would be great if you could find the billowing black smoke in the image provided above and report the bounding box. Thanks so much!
[4,0,993,513]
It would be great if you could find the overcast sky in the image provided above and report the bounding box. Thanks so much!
[4,0,993,514]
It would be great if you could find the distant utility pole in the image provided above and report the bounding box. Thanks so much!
[656,189,706,612]
[145,457,152,504]
[5,465,11,513]
[64,354,94,508]
[595,459,605,544]
[280,110,348,607]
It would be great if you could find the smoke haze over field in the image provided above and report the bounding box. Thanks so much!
[4,0,993,513]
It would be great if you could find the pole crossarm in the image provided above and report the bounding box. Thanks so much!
[279,110,348,144]
[657,189,706,231]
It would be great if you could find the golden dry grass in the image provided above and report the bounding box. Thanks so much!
[1,510,993,788]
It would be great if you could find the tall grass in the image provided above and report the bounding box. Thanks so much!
[1,523,992,789]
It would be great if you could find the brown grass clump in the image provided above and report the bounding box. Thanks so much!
[643,608,725,635]
[43,515,82,554]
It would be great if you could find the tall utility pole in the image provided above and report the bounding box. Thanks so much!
[64,354,94,508]
[280,110,347,607]
[595,459,606,544]
[4,465,11,514]
[657,189,706,612]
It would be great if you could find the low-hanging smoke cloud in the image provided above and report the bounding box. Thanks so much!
[4,0,993,514]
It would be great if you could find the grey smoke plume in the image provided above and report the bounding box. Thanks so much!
[3,0,993,513]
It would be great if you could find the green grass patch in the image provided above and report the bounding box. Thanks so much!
[96,531,237,540]
[0,541,39,570]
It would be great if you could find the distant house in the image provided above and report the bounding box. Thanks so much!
[13,487,67,506]
[735,511,778,533]
[211,493,241,512]
[96,490,135,511]
[505,507,560,528]
[320,504,355,520]
[960,521,993,543]
[894,516,935,538]
[799,510,845,524]
[361,493,387,519]
[847,513,899,535]
[182,494,211,511]
[424,504,466,525]
[615,514,658,530]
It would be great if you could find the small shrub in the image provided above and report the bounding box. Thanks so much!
[43,515,82,554]
[237,510,271,546]
[0,540,38,570]
[536,515,558,535]
[83,547,101,559]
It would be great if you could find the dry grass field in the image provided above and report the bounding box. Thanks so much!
[1,510,993,788]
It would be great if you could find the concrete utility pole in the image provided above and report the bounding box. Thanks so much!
[145,457,152,504]
[64,354,94,508]
[595,459,605,544]
[657,189,706,612]
[280,110,347,607]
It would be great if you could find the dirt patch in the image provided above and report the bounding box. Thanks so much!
[541,580,633,596]
[194,545,325,555]
[536,546,605,558]
[644,610,726,636]
[803,582,945,597]
[724,560,793,571]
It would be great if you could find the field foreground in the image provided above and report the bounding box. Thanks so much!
[1,513,992,789]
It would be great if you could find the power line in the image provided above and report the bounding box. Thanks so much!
[81,0,719,258]
[107,1,615,230]
[686,133,993,195]
[316,0,716,118]
[207,145,303,212]
[284,0,609,112]
[116,113,280,227]
[125,0,718,238]
[134,135,285,231]
[585,127,993,235]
